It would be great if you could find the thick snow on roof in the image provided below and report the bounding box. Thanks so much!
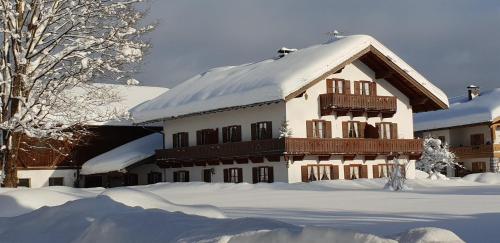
[414,88,500,131]
[132,35,448,123]
[81,133,163,175]
[88,83,168,126]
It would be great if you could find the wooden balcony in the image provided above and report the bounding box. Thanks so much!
[156,138,422,164]
[450,144,494,159]
[319,93,397,117]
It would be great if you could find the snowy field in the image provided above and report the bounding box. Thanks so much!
[1,173,500,242]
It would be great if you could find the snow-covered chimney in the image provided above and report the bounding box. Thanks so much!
[277,47,297,58]
[467,85,480,100]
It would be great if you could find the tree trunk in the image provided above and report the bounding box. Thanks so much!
[2,133,20,187]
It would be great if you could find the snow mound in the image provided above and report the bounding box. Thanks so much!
[396,227,465,243]
[463,173,500,184]
[415,170,430,179]
[429,172,449,180]
[100,187,225,218]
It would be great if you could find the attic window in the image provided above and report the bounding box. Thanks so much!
[295,91,306,98]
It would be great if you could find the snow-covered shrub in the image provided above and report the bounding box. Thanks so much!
[417,137,458,179]
[279,120,293,138]
[385,157,410,191]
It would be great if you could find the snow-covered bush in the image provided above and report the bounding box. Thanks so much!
[279,120,293,138]
[385,157,410,191]
[417,137,458,179]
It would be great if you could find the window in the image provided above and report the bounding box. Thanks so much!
[252,166,274,183]
[222,125,242,143]
[350,166,360,179]
[125,173,139,186]
[49,177,64,186]
[470,134,484,146]
[224,168,243,183]
[251,122,272,140]
[471,162,487,173]
[326,79,349,94]
[306,120,331,138]
[148,172,163,184]
[361,81,371,95]
[173,132,189,148]
[173,171,189,182]
[18,178,30,187]
[301,165,338,182]
[203,169,213,183]
[496,127,500,144]
[354,81,376,96]
[438,136,446,144]
[197,129,219,145]
[348,122,360,138]
[376,122,397,139]
[343,165,368,180]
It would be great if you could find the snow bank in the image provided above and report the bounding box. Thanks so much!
[81,133,163,175]
[395,227,465,243]
[463,173,500,184]
[132,35,448,122]
[415,88,500,131]
[415,170,430,179]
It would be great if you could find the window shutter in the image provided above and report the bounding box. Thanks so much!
[344,80,351,94]
[391,123,398,139]
[370,82,377,96]
[301,166,308,182]
[185,171,190,182]
[173,172,178,182]
[359,122,367,138]
[331,165,339,179]
[223,169,229,183]
[342,122,349,138]
[344,165,351,180]
[235,126,242,142]
[372,165,380,178]
[326,79,333,93]
[324,121,332,138]
[266,122,272,139]
[196,130,202,145]
[251,123,257,140]
[237,168,243,183]
[181,133,189,147]
[222,127,228,143]
[361,165,368,178]
[214,128,219,144]
[306,121,313,138]
[173,134,178,148]
[375,123,381,139]
[354,81,361,95]
[252,167,258,183]
[268,167,274,183]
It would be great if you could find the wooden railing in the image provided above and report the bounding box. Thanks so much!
[285,138,422,155]
[156,138,423,162]
[451,144,494,159]
[319,93,397,116]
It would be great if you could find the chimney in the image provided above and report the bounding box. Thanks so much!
[277,47,297,58]
[467,85,480,100]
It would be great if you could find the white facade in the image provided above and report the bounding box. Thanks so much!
[16,169,77,188]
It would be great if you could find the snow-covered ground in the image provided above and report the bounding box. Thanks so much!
[1,174,500,242]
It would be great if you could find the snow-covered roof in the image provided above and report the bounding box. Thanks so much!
[81,133,163,175]
[132,35,448,123]
[414,88,500,131]
[86,83,168,126]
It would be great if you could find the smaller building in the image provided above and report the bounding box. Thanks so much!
[414,86,500,176]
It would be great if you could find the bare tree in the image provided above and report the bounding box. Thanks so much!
[0,0,153,187]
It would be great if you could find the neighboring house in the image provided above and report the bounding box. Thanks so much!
[10,84,168,188]
[131,35,448,184]
[414,86,500,176]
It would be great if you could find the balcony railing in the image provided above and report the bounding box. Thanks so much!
[319,93,397,117]
[451,144,494,159]
[156,138,423,163]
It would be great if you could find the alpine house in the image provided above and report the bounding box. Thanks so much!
[132,35,449,183]
[415,86,500,176]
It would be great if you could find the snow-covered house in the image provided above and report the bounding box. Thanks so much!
[132,35,448,183]
[11,84,168,188]
[414,86,500,176]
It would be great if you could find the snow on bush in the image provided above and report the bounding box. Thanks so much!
[384,157,410,191]
[463,173,500,184]
[417,137,457,178]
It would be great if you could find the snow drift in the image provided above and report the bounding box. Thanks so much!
[463,173,500,184]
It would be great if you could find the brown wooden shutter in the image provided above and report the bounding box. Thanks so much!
[331,165,339,179]
[370,82,377,96]
[223,169,229,182]
[372,165,380,178]
[235,126,242,142]
[266,122,272,139]
[342,122,349,138]
[252,167,258,183]
[173,133,178,148]
[268,167,274,183]
[196,130,202,145]
[359,122,367,138]
[173,171,178,182]
[251,123,257,140]
[344,165,351,180]
[344,80,351,94]
[361,165,368,178]
[185,171,190,182]
[301,166,308,182]
[391,123,398,139]
[375,123,381,139]
[222,127,228,143]
[237,168,243,183]
[326,79,334,93]
[306,121,313,138]
[214,128,219,144]
[325,121,332,138]
[354,81,361,95]
[181,133,189,147]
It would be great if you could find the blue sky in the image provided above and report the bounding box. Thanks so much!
[136,0,500,97]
